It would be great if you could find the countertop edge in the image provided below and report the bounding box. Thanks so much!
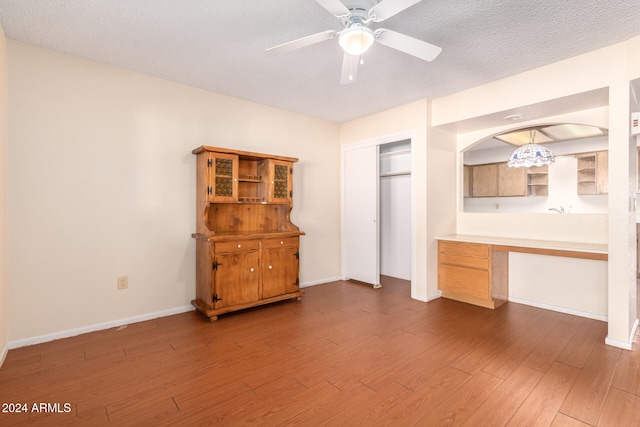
[436,234,608,254]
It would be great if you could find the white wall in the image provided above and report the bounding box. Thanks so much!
[7,42,341,344]
[0,25,8,364]
[509,254,608,320]
[380,175,411,280]
[380,142,412,280]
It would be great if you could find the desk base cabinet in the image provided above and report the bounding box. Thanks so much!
[438,240,507,309]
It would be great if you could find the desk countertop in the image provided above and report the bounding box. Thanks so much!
[436,234,608,255]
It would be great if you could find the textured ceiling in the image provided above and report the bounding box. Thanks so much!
[1,0,639,123]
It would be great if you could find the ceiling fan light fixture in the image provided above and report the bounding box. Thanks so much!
[339,24,375,56]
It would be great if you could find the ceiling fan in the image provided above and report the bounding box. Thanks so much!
[265,0,442,84]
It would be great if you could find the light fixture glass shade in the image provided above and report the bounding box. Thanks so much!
[507,130,555,168]
[507,143,555,167]
[339,25,375,56]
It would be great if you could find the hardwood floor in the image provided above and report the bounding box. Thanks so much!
[1,278,640,426]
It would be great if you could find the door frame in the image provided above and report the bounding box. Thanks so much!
[341,130,416,291]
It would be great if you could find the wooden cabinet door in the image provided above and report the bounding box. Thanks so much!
[498,162,526,196]
[472,164,498,197]
[596,151,608,194]
[268,160,293,204]
[262,238,299,298]
[213,250,260,309]
[463,165,472,197]
[208,153,238,202]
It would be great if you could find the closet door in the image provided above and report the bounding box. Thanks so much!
[344,145,379,285]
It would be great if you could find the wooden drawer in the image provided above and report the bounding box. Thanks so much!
[439,264,490,300]
[439,253,489,270]
[214,240,260,253]
[439,241,489,259]
[262,237,298,249]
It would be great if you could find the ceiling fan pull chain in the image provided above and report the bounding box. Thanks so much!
[349,55,354,81]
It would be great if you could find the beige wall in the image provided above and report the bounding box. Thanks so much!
[7,42,341,344]
[0,25,8,362]
[5,32,640,349]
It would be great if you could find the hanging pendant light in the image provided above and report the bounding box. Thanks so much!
[507,129,555,168]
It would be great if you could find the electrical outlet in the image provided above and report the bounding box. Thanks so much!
[117,276,128,290]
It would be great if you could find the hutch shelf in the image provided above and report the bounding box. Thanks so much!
[191,146,304,321]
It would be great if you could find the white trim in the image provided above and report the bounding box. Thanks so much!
[300,277,342,288]
[605,318,639,350]
[8,305,194,350]
[341,131,413,151]
[427,290,443,302]
[508,296,608,322]
[0,344,7,367]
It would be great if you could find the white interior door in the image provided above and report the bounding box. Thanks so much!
[344,145,379,285]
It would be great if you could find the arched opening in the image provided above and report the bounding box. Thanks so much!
[462,123,608,214]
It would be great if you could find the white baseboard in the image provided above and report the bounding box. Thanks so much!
[0,343,7,368]
[6,280,346,349]
[427,290,443,302]
[508,296,608,322]
[605,318,639,350]
[300,277,342,288]
[8,305,194,350]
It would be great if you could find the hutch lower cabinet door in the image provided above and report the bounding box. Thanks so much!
[262,237,300,299]
[212,240,261,309]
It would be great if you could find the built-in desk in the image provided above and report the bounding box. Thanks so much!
[436,235,608,309]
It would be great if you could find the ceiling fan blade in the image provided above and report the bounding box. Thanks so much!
[340,52,359,84]
[265,30,337,54]
[370,0,423,22]
[375,29,442,61]
[314,0,350,16]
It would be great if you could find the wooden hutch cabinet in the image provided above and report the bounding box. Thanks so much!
[192,146,304,321]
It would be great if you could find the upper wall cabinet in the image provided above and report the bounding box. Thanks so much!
[471,164,498,197]
[497,163,526,196]
[467,162,544,197]
[576,151,608,195]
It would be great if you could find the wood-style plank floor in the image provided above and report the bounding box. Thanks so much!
[1,277,640,426]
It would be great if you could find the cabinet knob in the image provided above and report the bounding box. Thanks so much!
[237,244,241,248]
[268,265,273,269]
[250,267,254,272]
[280,240,284,245]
